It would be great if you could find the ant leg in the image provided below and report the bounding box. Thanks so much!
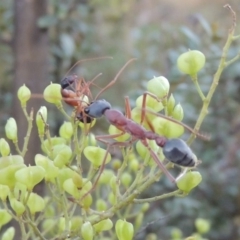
[79,73,103,101]
[80,144,112,201]
[141,139,176,183]
[124,96,132,119]
[140,91,167,127]
[80,134,137,201]
[95,132,127,144]
[143,109,210,141]
[136,92,209,141]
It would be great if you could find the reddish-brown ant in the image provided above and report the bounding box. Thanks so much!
[55,58,207,200]
[77,95,208,201]
[60,59,136,124]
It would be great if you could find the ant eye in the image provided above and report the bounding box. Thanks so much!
[84,107,89,114]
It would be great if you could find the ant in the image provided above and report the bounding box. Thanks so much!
[82,98,205,183]
[73,97,210,205]
[60,59,136,124]
[57,58,207,199]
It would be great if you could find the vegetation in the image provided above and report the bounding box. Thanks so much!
[0,1,240,240]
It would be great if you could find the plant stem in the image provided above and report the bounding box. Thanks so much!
[188,19,236,144]
[22,108,34,157]
[191,75,206,101]
[133,189,184,203]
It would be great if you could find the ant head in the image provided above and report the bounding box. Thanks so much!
[61,56,113,99]
[84,100,111,118]
[61,74,79,89]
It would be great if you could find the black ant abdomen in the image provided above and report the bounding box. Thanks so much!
[163,138,196,167]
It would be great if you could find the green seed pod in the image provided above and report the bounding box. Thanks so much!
[0,164,26,189]
[171,103,184,121]
[177,171,202,193]
[147,76,170,99]
[42,219,55,234]
[177,50,206,76]
[99,170,115,185]
[94,218,113,233]
[136,94,164,112]
[195,218,211,234]
[0,138,10,156]
[0,210,12,228]
[108,192,117,205]
[108,125,130,142]
[135,212,143,230]
[115,219,124,239]
[35,154,59,182]
[57,168,75,190]
[84,146,111,167]
[41,137,67,154]
[64,177,92,201]
[166,94,175,115]
[86,133,97,146]
[185,234,201,240]
[15,166,45,191]
[2,226,15,240]
[72,172,83,188]
[129,159,139,172]
[81,193,93,209]
[122,221,134,240]
[0,155,24,169]
[81,221,94,240]
[5,118,18,141]
[81,178,93,192]
[63,178,80,199]
[58,217,71,233]
[171,227,183,239]
[10,198,25,216]
[0,185,10,201]
[141,203,150,212]
[115,219,134,240]
[43,83,62,104]
[53,145,72,168]
[110,175,118,192]
[121,172,132,187]
[71,216,83,232]
[44,200,55,218]
[17,84,31,106]
[146,233,157,240]
[52,144,72,159]
[96,199,107,211]
[112,159,122,170]
[36,106,47,136]
[152,117,184,138]
[27,193,45,215]
[59,121,73,140]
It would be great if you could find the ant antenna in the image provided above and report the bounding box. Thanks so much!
[94,58,137,100]
[64,56,113,78]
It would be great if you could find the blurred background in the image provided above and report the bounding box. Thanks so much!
[1,0,240,239]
